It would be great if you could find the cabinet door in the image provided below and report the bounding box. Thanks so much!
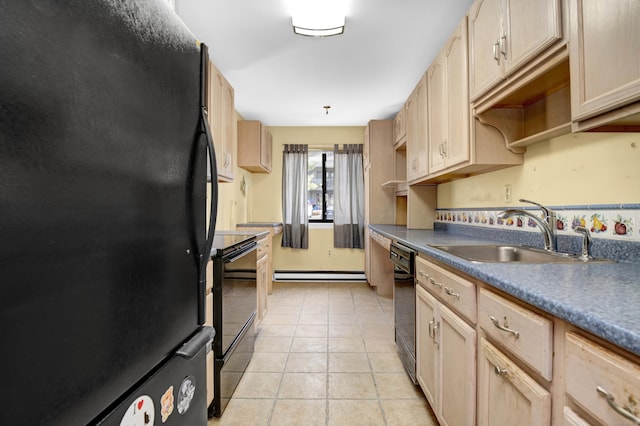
[562,407,591,426]
[256,254,268,323]
[427,57,446,174]
[440,305,476,426]
[478,338,551,426]
[260,127,272,172]
[416,285,439,410]
[502,0,562,76]
[393,107,406,145]
[406,75,428,181]
[566,332,640,426]
[468,0,502,100]
[220,81,235,180]
[569,0,640,121]
[443,17,470,170]
[364,227,371,282]
[210,61,234,182]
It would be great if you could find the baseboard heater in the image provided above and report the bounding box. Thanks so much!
[273,270,366,282]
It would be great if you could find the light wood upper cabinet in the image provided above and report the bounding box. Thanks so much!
[406,73,428,182]
[428,17,470,174]
[393,105,407,147]
[364,120,395,225]
[469,0,563,101]
[468,0,503,101]
[427,58,446,174]
[208,60,235,182]
[237,120,272,173]
[569,0,640,131]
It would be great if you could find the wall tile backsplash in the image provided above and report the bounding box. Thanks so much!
[435,204,640,242]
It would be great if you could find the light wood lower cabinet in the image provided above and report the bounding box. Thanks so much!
[565,332,640,425]
[411,254,640,426]
[366,229,393,296]
[478,338,551,426]
[206,350,214,407]
[417,286,439,408]
[562,407,590,426]
[417,281,476,426]
[256,248,268,326]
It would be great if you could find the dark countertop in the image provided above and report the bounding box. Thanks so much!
[210,230,270,257]
[370,224,640,357]
[236,222,283,228]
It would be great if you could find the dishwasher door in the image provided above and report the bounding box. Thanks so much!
[390,242,417,384]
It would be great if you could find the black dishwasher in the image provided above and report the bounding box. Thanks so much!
[390,241,417,384]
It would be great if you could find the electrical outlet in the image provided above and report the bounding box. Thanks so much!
[504,184,512,203]
[328,250,332,256]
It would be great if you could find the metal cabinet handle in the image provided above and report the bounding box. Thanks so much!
[444,287,460,300]
[442,140,447,158]
[597,386,640,425]
[429,278,442,289]
[500,33,508,60]
[490,316,520,339]
[494,364,508,377]
[493,41,500,64]
[428,319,434,339]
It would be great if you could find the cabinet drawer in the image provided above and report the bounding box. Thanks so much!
[370,230,391,250]
[416,256,477,323]
[478,288,553,380]
[565,332,640,426]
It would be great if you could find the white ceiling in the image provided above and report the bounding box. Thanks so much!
[175,0,474,127]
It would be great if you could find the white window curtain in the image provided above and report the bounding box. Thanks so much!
[281,144,309,249]
[333,144,364,248]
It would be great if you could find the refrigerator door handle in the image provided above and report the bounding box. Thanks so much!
[177,327,215,359]
[197,43,218,325]
[201,106,218,264]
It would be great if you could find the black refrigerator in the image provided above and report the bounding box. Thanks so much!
[0,1,218,424]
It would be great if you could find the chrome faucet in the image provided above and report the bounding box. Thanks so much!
[498,199,557,252]
[574,226,593,261]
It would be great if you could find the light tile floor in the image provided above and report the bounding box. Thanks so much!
[209,282,438,426]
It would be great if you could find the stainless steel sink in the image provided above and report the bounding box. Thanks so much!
[431,244,615,264]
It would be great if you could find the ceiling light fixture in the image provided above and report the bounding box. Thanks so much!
[291,0,345,37]
[323,105,331,115]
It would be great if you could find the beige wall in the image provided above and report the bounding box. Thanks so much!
[251,126,366,272]
[214,123,639,272]
[214,125,367,272]
[438,132,640,208]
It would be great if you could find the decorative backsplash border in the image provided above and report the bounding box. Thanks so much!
[435,204,640,242]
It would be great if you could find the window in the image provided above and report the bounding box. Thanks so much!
[307,150,333,222]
